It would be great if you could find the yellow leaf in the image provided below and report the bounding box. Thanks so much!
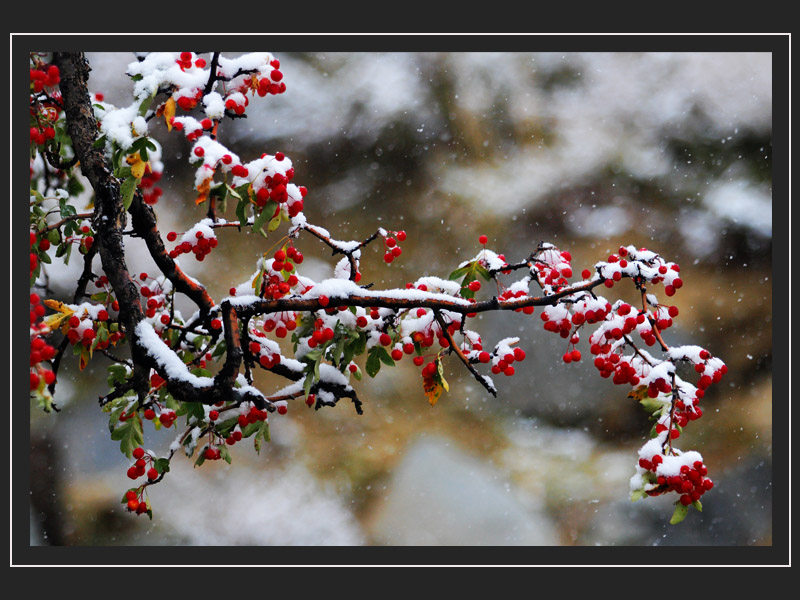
[163,97,176,131]
[126,152,148,180]
[628,385,649,402]
[42,299,75,330]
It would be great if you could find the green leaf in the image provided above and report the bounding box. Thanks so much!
[630,489,647,502]
[218,445,232,465]
[303,372,314,398]
[669,503,690,525]
[93,135,107,149]
[475,264,492,281]
[692,500,703,512]
[365,346,383,378]
[138,89,157,117]
[376,346,395,367]
[215,418,239,437]
[448,264,471,281]
[120,176,138,211]
[153,458,170,475]
[110,417,144,458]
[252,203,273,235]
[235,198,247,227]
[90,291,109,303]
[107,364,129,386]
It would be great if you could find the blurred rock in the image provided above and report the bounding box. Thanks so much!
[364,435,559,545]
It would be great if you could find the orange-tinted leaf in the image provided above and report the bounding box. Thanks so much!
[162,97,176,131]
[196,176,212,205]
[422,357,449,406]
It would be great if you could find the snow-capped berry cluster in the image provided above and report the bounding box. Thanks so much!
[166,221,218,262]
[247,325,284,368]
[244,151,307,217]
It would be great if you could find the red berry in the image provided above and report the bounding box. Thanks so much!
[379,333,392,346]
[210,319,222,330]
[132,447,145,460]
[277,404,288,415]
[147,468,158,480]
[478,235,488,245]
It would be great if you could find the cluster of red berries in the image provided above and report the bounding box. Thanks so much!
[542,302,610,340]
[224,93,249,115]
[140,163,163,205]
[170,117,204,141]
[644,459,714,506]
[271,245,303,272]
[500,288,535,315]
[64,312,118,351]
[176,88,204,112]
[176,52,206,71]
[252,157,306,215]
[383,230,406,264]
[590,345,641,385]
[30,294,57,390]
[389,340,417,362]
[137,275,170,319]
[307,320,336,349]
[203,445,223,460]
[30,63,60,93]
[30,124,56,146]
[238,405,268,426]
[224,428,245,446]
[124,489,148,515]
[126,447,159,481]
[534,249,574,289]
[691,349,728,400]
[489,346,527,377]
[248,337,283,369]
[166,229,218,261]
[239,58,287,100]
[407,318,460,352]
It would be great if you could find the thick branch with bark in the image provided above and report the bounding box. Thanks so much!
[54,52,150,402]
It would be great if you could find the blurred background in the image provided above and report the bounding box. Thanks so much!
[30,51,773,547]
